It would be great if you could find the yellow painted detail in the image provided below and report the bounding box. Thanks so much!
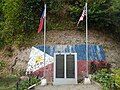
[35,56,44,63]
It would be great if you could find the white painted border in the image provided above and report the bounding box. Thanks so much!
[53,53,77,85]
[64,54,66,78]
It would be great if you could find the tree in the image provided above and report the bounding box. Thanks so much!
[1,0,42,47]
[0,0,120,48]
[0,0,4,48]
[68,0,120,40]
[2,0,23,45]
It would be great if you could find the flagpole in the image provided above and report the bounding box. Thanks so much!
[43,4,46,78]
[85,2,89,77]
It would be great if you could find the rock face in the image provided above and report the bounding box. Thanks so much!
[14,48,31,70]
[45,30,120,68]
[9,30,120,71]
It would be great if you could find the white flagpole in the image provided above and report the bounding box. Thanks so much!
[85,2,89,77]
[43,4,46,78]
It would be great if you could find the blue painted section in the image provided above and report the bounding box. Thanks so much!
[35,44,106,61]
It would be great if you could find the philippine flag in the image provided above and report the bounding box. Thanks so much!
[37,4,46,33]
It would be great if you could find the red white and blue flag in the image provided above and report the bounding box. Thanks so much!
[77,5,86,26]
[37,4,46,33]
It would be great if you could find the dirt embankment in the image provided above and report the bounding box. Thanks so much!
[1,29,120,72]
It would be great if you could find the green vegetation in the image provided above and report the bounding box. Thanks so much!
[0,60,7,77]
[112,69,120,87]
[17,76,40,90]
[0,0,41,48]
[0,75,18,90]
[0,0,120,89]
[0,60,17,90]
[92,69,120,90]
[0,0,120,48]
[0,60,5,70]
[0,74,40,90]
[0,60,40,90]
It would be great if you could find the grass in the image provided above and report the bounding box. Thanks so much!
[0,75,18,90]
[0,74,41,90]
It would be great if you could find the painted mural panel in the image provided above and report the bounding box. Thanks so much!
[26,47,54,72]
[26,44,106,75]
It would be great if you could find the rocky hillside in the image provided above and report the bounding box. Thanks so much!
[1,29,120,74]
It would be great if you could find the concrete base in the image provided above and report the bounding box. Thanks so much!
[83,77,91,84]
[53,78,77,85]
[40,78,47,86]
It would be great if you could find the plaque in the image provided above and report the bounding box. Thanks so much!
[56,55,64,78]
[66,55,75,78]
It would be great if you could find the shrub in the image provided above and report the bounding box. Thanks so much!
[68,0,120,36]
[92,69,120,90]
[112,68,120,88]
[17,76,40,90]
[0,0,120,47]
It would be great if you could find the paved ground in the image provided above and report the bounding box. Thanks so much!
[35,83,101,90]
